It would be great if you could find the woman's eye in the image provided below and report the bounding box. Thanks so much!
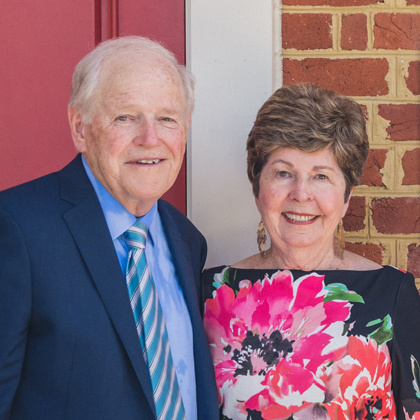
[316,173,328,180]
[277,171,289,178]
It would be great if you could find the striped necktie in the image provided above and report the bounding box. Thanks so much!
[124,220,186,420]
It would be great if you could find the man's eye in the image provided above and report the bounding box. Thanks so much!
[116,115,128,122]
[161,117,174,122]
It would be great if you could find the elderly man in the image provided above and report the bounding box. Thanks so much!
[0,37,218,420]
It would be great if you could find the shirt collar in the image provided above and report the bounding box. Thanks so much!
[82,155,157,244]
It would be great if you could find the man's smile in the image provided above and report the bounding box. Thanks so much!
[135,159,162,164]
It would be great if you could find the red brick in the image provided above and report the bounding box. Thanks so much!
[374,14,420,50]
[345,242,384,264]
[343,196,366,232]
[407,0,420,5]
[283,58,389,96]
[402,149,420,185]
[360,149,387,187]
[371,197,420,234]
[405,61,420,96]
[407,244,420,278]
[284,0,379,6]
[341,14,368,51]
[378,104,420,141]
[360,105,369,122]
[283,14,333,50]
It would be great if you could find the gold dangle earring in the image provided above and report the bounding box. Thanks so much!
[257,219,267,258]
[336,219,346,259]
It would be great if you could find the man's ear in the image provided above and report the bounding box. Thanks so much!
[68,107,87,153]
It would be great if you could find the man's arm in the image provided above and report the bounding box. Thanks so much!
[199,233,207,273]
[0,206,32,419]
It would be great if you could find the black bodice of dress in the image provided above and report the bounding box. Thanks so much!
[202,265,420,420]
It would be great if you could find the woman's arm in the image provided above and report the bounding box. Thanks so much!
[392,270,420,419]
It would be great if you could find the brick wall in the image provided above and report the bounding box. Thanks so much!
[280,0,420,285]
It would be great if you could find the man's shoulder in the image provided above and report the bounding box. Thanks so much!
[158,199,205,240]
[0,171,64,235]
[158,200,194,226]
[158,199,207,269]
[158,199,186,219]
[0,155,87,214]
[0,171,59,206]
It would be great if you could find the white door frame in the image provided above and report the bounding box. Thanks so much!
[186,0,281,267]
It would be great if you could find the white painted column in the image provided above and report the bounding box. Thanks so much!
[187,1,274,267]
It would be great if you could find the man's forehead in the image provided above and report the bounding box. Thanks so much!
[91,51,187,116]
[101,51,179,84]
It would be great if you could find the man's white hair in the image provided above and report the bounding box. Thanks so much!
[69,36,195,123]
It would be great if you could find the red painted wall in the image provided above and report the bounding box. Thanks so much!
[0,0,186,213]
[0,0,95,190]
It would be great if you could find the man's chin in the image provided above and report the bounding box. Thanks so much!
[117,189,166,217]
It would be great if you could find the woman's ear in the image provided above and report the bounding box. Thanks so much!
[255,195,261,214]
[342,186,354,218]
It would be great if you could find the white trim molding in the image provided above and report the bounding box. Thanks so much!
[187,0,278,267]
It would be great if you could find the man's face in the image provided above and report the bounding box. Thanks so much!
[69,52,190,216]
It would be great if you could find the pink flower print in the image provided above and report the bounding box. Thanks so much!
[245,358,326,419]
[322,335,395,420]
[403,356,420,420]
[204,269,353,419]
[405,409,420,420]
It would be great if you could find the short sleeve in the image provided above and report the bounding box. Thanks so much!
[391,270,420,419]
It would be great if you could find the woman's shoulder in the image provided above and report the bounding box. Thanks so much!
[202,263,264,299]
[340,250,383,271]
[230,251,384,271]
[230,253,262,269]
[202,252,413,284]
[341,251,415,284]
[203,252,266,282]
[202,265,229,283]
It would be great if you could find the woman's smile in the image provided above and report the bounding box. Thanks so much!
[256,147,350,252]
[283,212,319,224]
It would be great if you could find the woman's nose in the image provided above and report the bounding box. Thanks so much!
[289,179,313,202]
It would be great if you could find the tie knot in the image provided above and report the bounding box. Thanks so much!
[124,220,148,250]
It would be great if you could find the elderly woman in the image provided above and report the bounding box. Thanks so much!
[202,84,420,420]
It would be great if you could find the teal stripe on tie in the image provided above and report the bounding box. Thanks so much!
[124,220,186,420]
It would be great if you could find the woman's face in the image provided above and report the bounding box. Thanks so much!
[256,147,351,253]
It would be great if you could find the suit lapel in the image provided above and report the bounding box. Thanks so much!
[159,201,219,420]
[59,156,156,417]
[158,202,200,317]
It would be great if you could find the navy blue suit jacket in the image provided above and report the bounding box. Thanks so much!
[0,155,219,420]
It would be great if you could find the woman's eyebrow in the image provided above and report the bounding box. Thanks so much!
[313,165,334,171]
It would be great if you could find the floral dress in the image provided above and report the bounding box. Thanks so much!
[202,265,420,420]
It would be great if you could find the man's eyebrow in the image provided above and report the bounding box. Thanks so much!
[160,107,182,114]
[109,103,182,114]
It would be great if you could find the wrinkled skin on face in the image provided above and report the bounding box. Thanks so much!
[69,51,190,216]
[256,147,351,266]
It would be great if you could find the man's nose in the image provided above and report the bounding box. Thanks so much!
[134,119,160,145]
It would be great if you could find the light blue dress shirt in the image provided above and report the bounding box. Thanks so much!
[82,157,197,420]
